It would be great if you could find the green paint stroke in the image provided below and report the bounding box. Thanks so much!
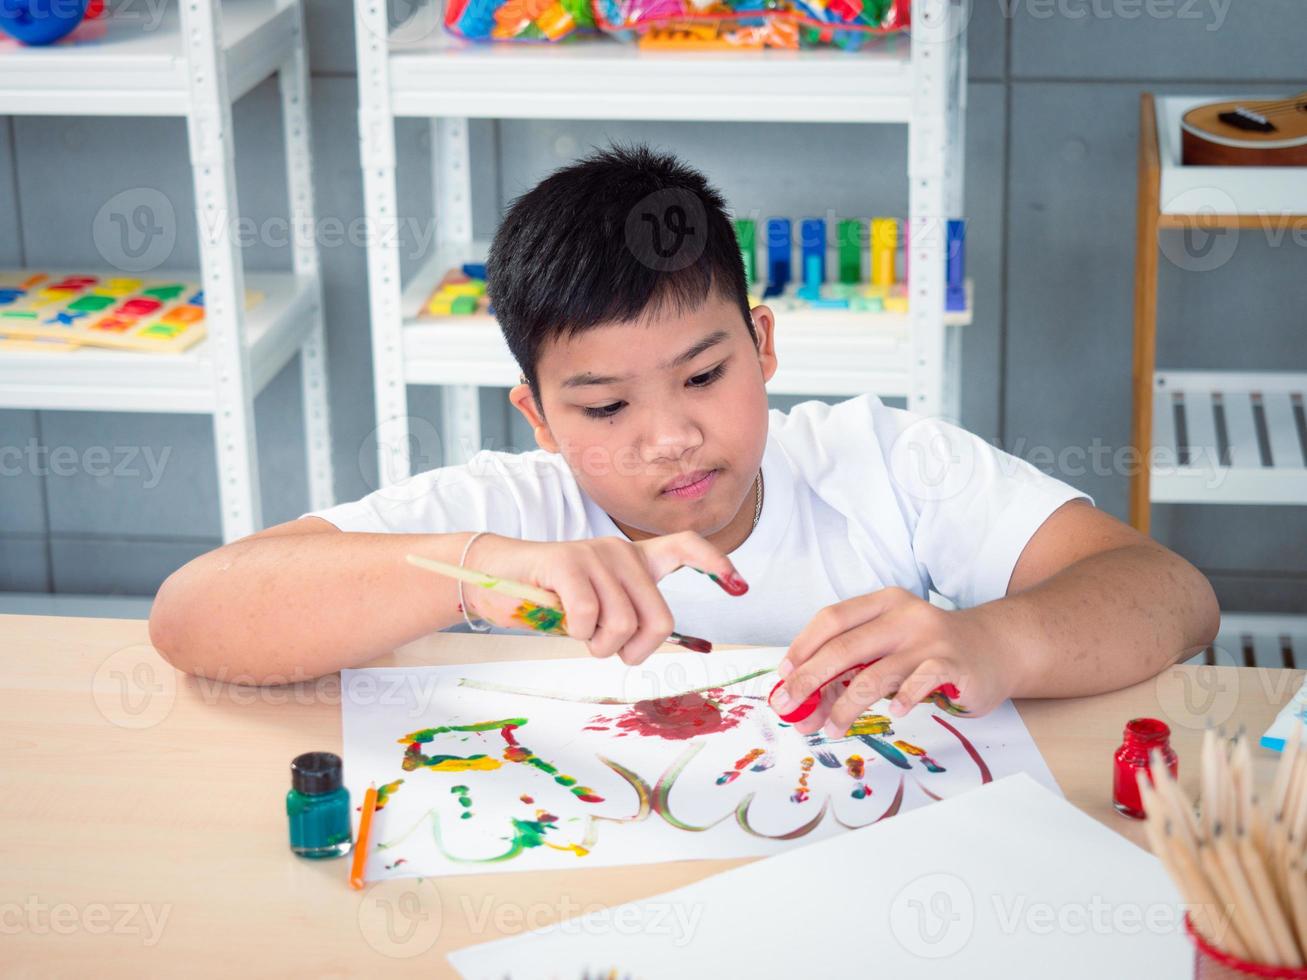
[399,718,527,744]
[512,601,567,635]
[375,778,404,810]
[451,784,474,819]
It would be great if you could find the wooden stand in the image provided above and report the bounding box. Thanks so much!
[1130,93,1307,534]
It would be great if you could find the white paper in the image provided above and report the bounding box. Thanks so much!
[341,648,1059,881]
[449,774,1192,980]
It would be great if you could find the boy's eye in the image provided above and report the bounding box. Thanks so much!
[688,363,726,388]
[582,401,626,419]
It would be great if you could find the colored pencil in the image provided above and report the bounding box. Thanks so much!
[350,782,377,891]
[1143,721,1307,967]
[405,554,713,654]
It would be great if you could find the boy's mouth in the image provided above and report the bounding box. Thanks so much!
[660,468,719,501]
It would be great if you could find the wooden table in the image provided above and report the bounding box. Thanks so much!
[3,613,1301,975]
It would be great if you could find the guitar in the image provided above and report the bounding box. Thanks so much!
[1180,93,1307,166]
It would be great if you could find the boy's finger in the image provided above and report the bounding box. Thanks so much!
[818,656,913,739]
[550,572,600,642]
[586,564,639,660]
[611,551,676,665]
[887,658,959,718]
[771,617,897,718]
[789,680,846,736]
[779,589,900,678]
[637,532,747,596]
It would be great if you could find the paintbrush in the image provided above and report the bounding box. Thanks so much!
[405,554,713,654]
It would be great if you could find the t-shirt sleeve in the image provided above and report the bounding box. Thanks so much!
[778,395,1093,609]
[300,449,589,541]
[874,400,1094,607]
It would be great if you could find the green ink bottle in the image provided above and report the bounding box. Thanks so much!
[287,751,353,859]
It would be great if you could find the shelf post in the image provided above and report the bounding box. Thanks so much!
[356,0,410,486]
[280,1,336,511]
[907,0,956,421]
[432,116,480,465]
[181,0,262,540]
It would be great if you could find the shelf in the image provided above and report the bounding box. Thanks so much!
[398,246,971,397]
[0,269,319,413]
[386,28,915,123]
[1155,95,1307,216]
[0,0,299,116]
[1186,612,1307,670]
[1150,371,1307,506]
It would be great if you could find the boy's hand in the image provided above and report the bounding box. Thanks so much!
[462,532,747,665]
[771,587,1020,736]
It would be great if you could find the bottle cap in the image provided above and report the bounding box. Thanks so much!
[291,751,343,796]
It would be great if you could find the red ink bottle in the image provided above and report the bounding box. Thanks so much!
[1112,717,1177,819]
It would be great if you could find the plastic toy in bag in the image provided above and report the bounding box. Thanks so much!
[446,0,598,40]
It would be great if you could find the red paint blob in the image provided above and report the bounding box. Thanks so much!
[589,691,750,740]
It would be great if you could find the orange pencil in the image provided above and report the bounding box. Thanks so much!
[349,782,377,891]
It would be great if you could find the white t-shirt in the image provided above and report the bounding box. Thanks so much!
[306,395,1092,646]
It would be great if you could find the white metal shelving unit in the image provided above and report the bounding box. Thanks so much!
[0,0,333,541]
[355,0,970,481]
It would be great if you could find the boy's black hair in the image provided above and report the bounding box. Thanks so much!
[486,143,756,401]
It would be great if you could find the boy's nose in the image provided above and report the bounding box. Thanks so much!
[640,411,704,463]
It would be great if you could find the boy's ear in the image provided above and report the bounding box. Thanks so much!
[751,305,779,384]
[509,382,560,453]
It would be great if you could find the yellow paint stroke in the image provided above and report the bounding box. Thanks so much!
[546,841,591,857]
[894,739,926,756]
[845,713,892,736]
[427,756,502,773]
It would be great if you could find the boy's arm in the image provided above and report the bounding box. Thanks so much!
[772,500,1220,734]
[980,498,1220,699]
[149,518,479,683]
[150,520,745,684]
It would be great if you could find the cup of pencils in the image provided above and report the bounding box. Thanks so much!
[1139,721,1307,979]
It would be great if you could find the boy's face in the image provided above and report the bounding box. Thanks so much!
[510,293,778,547]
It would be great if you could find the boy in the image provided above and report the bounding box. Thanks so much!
[150,145,1219,739]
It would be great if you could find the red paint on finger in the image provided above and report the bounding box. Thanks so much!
[690,566,749,596]
[770,658,965,722]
